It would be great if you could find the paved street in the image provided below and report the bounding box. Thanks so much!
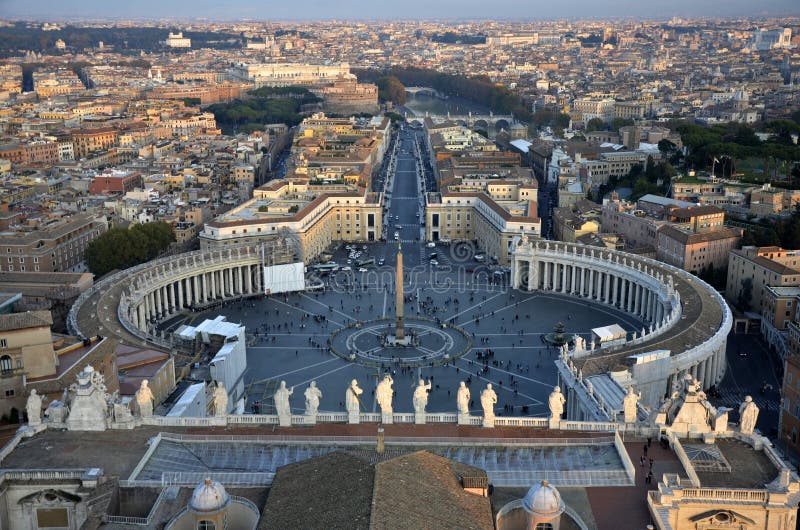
[712,332,783,436]
[187,126,642,416]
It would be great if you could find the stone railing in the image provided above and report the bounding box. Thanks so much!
[681,487,768,502]
[668,432,700,487]
[615,431,637,484]
[103,486,170,526]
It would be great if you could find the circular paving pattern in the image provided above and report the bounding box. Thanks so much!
[330,317,471,368]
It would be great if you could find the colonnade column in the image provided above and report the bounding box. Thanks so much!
[571,266,577,294]
[210,271,216,301]
[227,268,234,296]
[634,284,641,315]
[155,287,163,318]
[605,274,611,304]
[238,266,244,295]
[543,261,550,291]
[612,276,618,306]
[177,280,184,309]
[561,264,567,293]
[588,269,595,299]
[245,265,253,294]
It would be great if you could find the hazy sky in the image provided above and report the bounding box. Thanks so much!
[1,0,797,20]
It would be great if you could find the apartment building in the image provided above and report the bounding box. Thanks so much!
[199,179,383,262]
[88,170,143,195]
[425,181,540,266]
[726,246,800,313]
[656,226,742,273]
[67,127,119,159]
[779,354,800,455]
[0,212,108,273]
[0,312,118,419]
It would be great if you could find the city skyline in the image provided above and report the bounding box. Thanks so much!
[1,0,799,20]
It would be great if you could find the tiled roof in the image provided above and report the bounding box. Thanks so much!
[0,310,52,332]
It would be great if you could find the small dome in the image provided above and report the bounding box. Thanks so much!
[522,480,565,517]
[189,479,230,514]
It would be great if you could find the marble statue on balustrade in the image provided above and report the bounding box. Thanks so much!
[26,389,42,427]
[457,382,471,424]
[135,380,155,418]
[413,379,432,424]
[274,381,293,427]
[481,384,498,428]
[376,375,394,424]
[549,386,566,428]
[304,381,322,418]
[573,336,585,356]
[346,379,363,424]
[739,396,760,435]
[66,365,111,431]
[623,386,641,424]
[212,381,228,417]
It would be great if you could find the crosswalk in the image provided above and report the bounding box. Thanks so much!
[711,388,780,412]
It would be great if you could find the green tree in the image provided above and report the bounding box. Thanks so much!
[736,278,753,312]
[611,117,634,132]
[375,76,406,105]
[585,118,606,132]
[85,222,175,277]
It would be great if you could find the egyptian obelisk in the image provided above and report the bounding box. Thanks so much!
[395,240,405,340]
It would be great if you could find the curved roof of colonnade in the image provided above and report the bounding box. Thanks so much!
[68,241,292,349]
[531,241,730,377]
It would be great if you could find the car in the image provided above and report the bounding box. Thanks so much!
[346,259,353,264]
[394,232,400,240]
[430,259,438,266]
[358,267,368,272]
[426,242,436,248]
[340,266,352,272]
[362,245,367,250]
[395,224,402,230]
[378,258,385,265]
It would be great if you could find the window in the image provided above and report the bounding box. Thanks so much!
[0,339,5,348]
[198,521,216,530]
[535,524,554,530]
[0,355,11,374]
[4,390,12,397]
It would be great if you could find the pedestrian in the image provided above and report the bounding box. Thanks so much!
[649,458,654,470]
[646,470,653,484]
[643,444,648,456]
[640,455,645,467]
[647,437,652,448]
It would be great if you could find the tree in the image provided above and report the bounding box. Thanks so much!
[611,117,634,132]
[85,222,176,277]
[375,76,406,105]
[585,118,606,132]
[736,278,753,312]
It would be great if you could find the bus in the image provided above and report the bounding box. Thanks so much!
[356,258,375,267]
[312,263,339,273]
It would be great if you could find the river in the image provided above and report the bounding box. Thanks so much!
[403,93,489,117]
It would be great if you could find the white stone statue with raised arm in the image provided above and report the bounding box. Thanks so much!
[457,381,471,424]
[376,374,394,423]
[212,381,228,417]
[413,379,432,424]
[273,380,293,427]
[26,389,43,426]
[548,386,566,427]
[135,380,155,418]
[623,386,641,424]
[574,336,585,354]
[739,395,760,435]
[304,381,322,418]
[346,379,363,424]
[481,384,498,428]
